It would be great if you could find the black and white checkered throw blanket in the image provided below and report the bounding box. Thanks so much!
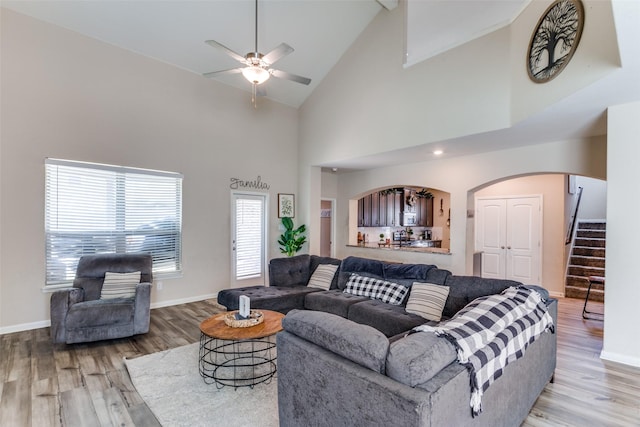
[413,286,554,416]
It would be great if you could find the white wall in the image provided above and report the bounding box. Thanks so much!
[602,101,640,367]
[327,138,604,298]
[475,175,567,296]
[575,176,607,220]
[0,10,299,332]
[299,0,618,172]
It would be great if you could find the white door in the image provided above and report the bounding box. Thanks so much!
[505,198,540,284]
[231,192,267,288]
[476,196,541,285]
[476,199,507,279]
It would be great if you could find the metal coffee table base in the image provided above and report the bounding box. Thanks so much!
[199,333,277,389]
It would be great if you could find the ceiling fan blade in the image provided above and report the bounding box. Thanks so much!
[203,68,243,78]
[262,43,294,65]
[205,40,247,64]
[270,69,312,85]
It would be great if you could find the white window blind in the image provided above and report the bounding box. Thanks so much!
[235,197,264,280]
[45,158,183,286]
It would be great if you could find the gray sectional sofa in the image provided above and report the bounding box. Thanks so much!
[217,254,557,426]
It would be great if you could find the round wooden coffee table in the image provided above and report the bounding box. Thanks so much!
[198,309,284,388]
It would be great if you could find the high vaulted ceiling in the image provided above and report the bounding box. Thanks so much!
[3,0,535,108]
[3,0,639,169]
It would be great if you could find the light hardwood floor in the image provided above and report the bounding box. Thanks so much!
[0,298,638,426]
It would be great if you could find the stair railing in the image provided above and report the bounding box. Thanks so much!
[566,186,584,245]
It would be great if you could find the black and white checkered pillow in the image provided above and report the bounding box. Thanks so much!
[344,273,408,305]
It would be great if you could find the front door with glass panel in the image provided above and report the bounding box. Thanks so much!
[231,192,267,288]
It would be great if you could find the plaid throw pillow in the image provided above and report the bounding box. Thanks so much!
[344,273,408,306]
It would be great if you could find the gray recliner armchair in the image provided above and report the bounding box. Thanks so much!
[50,253,153,344]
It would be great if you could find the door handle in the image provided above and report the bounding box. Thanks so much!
[507,246,511,249]
[501,246,505,249]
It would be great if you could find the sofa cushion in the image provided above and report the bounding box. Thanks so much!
[383,263,434,282]
[347,299,434,337]
[217,285,322,314]
[386,331,457,387]
[442,275,519,318]
[304,289,368,318]
[344,274,408,305]
[100,271,140,300]
[269,254,311,287]
[405,282,450,322]
[307,264,339,290]
[66,299,135,329]
[425,267,452,285]
[282,309,389,374]
[337,256,385,289]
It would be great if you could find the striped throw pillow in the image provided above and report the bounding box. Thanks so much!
[100,271,141,300]
[307,264,339,290]
[405,282,450,321]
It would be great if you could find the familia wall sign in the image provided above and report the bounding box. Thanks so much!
[229,175,270,191]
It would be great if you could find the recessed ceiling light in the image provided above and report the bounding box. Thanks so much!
[433,150,443,155]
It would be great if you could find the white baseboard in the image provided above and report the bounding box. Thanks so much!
[549,291,565,298]
[0,320,51,335]
[150,293,218,309]
[0,293,219,335]
[600,350,640,368]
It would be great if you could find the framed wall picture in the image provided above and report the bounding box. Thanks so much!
[278,193,295,218]
[527,0,584,83]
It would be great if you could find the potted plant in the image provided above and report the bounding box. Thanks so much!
[379,233,385,242]
[278,217,307,257]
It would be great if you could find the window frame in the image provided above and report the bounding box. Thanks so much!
[44,158,183,288]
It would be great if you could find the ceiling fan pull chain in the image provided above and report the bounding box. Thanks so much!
[252,83,257,108]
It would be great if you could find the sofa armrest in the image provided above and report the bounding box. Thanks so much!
[50,288,84,344]
[283,309,389,374]
[277,330,433,427]
[133,282,152,334]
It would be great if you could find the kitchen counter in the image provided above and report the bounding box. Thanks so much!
[347,242,450,255]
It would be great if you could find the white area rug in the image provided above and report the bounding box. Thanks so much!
[124,343,279,427]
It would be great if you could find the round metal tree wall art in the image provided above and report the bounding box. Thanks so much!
[528,0,584,83]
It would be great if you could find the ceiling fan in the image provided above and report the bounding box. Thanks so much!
[203,0,311,105]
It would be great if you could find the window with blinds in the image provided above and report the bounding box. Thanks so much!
[44,158,183,286]
[235,197,264,280]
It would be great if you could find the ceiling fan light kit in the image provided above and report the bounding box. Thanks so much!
[242,66,270,85]
[203,0,311,106]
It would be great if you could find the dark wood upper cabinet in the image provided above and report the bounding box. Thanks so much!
[416,197,434,227]
[358,188,431,228]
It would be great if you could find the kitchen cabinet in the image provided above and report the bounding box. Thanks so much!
[357,197,362,226]
[358,189,410,228]
[417,197,434,227]
[386,191,401,226]
[378,192,387,226]
[370,192,380,226]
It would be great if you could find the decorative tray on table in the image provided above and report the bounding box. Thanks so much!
[223,310,264,328]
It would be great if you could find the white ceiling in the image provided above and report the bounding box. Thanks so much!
[3,0,639,170]
[2,0,384,108]
[1,0,538,108]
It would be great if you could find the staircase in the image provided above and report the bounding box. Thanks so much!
[565,221,606,302]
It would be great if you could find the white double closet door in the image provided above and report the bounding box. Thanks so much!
[476,196,542,285]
